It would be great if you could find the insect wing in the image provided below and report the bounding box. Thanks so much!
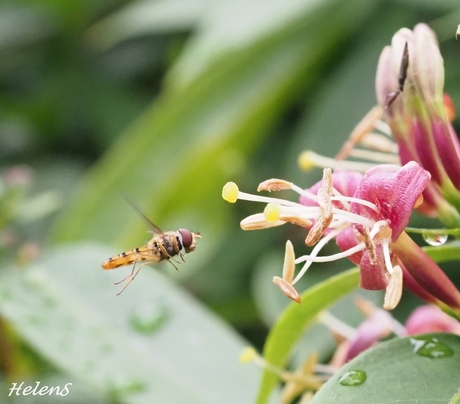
[122,196,164,235]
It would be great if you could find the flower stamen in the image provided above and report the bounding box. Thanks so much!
[273,276,301,303]
[363,228,377,265]
[305,168,333,246]
[383,264,403,310]
[282,240,296,283]
[257,178,292,192]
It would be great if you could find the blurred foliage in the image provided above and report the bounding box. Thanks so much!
[1,0,460,403]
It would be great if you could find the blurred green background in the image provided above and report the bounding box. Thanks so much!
[1,0,460,403]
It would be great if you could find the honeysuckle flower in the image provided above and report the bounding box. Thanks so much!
[222,161,460,310]
[299,24,460,228]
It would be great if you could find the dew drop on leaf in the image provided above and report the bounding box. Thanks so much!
[410,336,454,359]
[338,369,367,386]
[422,232,448,246]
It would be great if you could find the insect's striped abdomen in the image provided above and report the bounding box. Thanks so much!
[102,246,161,270]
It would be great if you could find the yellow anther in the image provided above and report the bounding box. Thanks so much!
[239,347,258,363]
[298,150,317,171]
[264,203,281,222]
[222,182,239,203]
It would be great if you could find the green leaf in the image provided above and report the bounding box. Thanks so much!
[0,244,260,404]
[310,333,460,403]
[256,267,360,404]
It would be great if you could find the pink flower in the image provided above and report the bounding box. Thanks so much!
[405,305,460,335]
[308,163,460,309]
[222,161,460,309]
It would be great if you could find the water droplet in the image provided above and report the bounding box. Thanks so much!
[129,301,170,334]
[410,336,454,359]
[338,369,367,386]
[422,232,448,246]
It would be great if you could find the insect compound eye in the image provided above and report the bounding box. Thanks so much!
[178,229,193,249]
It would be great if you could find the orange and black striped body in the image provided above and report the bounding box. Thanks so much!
[102,230,200,270]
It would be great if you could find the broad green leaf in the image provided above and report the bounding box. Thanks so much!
[256,267,360,404]
[0,244,260,404]
[310,333,460,403]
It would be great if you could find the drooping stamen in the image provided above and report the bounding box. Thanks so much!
[383,264,403,310]
[363,228,377,265]
[382,242,394,276]
[305,168,333,246]
[282,240,296,283]
[358,132,398,153]
[240,213,286,230]
[273,276,301,303]
[331,194,379,213]
[290,182,319,204]
[258,178,292,192]
[335,105,384,160]
[348,149,400,164]
[292,227,365,285]
[299,151,376,173]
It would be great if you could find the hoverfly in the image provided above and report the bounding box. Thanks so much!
[102,203,200,295]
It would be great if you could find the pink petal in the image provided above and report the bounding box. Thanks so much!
[352,161,430,240]
[405,305,460,335]
[359,245,388,290]
[336,227,363,265]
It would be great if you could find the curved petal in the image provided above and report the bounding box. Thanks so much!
[352,161,430,239]
[359,245,388,290]
[336,226,363,265]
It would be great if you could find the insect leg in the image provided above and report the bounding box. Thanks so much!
[115,261,154,296]
[167,258,179,271]
[113,259,139,286]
